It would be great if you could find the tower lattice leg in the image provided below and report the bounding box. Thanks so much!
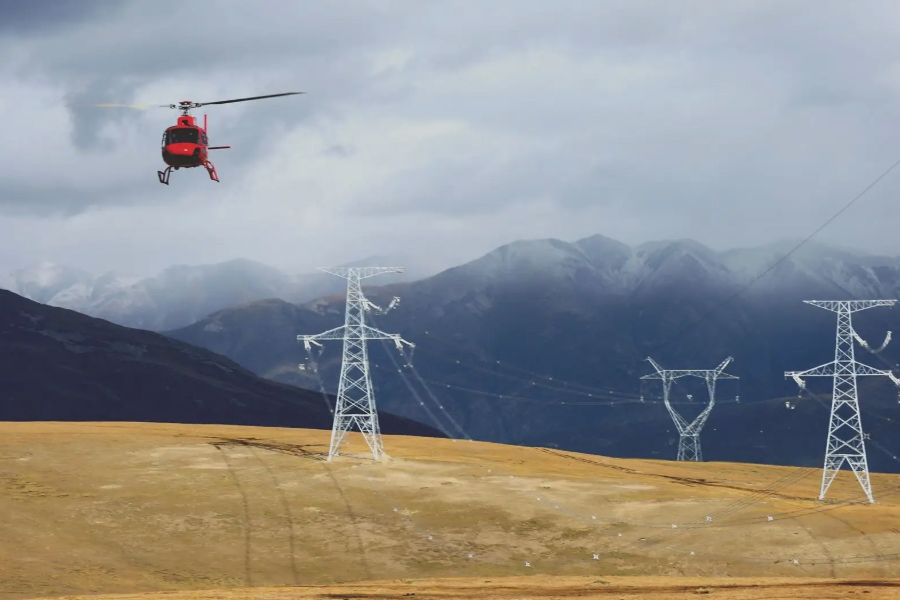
[677,434,701,462]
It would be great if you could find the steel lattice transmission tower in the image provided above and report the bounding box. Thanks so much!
[786,300,900,504]
[642,357,738,462]
[298,267,414,462]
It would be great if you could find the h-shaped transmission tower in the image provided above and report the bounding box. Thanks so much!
[297,267,414,462]
[785,300,900,504]
[642,357,738,462]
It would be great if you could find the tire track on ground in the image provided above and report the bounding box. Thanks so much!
[246,446,300,585]
[322,462,374,581]
[824,510,890,577]
[213,443,253,587]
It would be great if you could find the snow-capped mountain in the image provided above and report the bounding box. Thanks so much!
[1,255,436,331]
[429,235,900,299]
[6,261,106,305]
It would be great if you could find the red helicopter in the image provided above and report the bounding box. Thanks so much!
[94,92,303,184]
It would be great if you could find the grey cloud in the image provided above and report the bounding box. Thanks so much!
[65,80,155,151]
[323,145,356,158]
[352,148,588,218]
[3,0,900,267]
[0,0,125,34]
[0,176,188,215]
[15,1,395,77]
[12,1,402,155]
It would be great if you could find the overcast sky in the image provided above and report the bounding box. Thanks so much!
[2,0,900,278]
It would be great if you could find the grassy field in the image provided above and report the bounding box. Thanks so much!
[1,422,899,599]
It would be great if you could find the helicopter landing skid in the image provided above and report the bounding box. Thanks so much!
[204,160,220,183]
[158,166,174,185]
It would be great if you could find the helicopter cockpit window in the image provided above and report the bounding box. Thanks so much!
[165,128,199,145]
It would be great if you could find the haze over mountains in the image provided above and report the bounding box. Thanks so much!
[0,254,436,331]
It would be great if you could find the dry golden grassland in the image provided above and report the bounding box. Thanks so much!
[0,422,898,599]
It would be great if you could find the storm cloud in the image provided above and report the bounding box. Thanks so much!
[2,0,900,276]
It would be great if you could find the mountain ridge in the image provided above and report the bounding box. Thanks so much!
[0,288,444,440]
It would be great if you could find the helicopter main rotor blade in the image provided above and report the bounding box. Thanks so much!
[72,103,170,109]
[196,92,304,107]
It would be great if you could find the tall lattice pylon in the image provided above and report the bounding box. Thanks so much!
[786,300,900,503]
[298,267,414,462]
[642,357,738,461]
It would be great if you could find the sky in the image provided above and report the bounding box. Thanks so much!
[2,0,900,278]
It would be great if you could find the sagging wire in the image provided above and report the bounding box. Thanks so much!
[420,330,647,399]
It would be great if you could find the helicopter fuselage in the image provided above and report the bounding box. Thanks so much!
[157,111,229,184]
[161,115,207,169]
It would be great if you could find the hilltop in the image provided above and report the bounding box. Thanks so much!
[0,289,440,438]
[3,422,900,599]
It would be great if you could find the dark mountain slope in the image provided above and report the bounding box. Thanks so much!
[0,289,443,439]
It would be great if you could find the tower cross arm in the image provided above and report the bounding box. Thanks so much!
[703,368,739,380]
[641,355,738,380]
[297,325,347,346]
[855,361,900,387]
[804,300,897,312]
[713,356,738,378]
[318,266,405,280]
[641,357,694,379]
[854,362,897,376]
[785,360,836,379]
[361,324,415,348]
[786,360,900,387]
[647,369,738,379]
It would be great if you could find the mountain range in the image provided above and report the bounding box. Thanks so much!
[0,254,436,331]
[163,234,900,473]
[0,288,443,440]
